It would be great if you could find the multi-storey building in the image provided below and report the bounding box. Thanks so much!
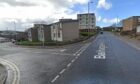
[51,19,79,42]
[77,13,96,32]
[34,24,51,42]
[123,16,140,32]
[26,27,38,42]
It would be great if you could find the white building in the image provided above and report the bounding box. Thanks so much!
[77,13,96,32]
[35,24,51,42]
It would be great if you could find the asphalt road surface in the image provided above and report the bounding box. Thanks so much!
[53,32,140,84]
[1,32,140,84]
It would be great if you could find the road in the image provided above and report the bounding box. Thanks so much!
[0,32,140,84]
[52,32,140,84]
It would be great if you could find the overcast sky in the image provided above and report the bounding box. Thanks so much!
[0,0,139,31]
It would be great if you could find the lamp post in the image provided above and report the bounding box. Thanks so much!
[88,1,93,37]
[13,21,17,41]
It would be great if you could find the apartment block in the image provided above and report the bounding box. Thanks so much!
[51,19,79,42]
[34,24,51,42]
[123,16,140,32]
[77,13,96,32]
[26,28,38,42]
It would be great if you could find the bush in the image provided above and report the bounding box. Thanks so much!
[80,32,96,36]
[16,41,42,46]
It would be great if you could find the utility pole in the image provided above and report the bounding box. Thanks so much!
[42,26,45,47]
[116,16,119,32]
[88,1,93,37]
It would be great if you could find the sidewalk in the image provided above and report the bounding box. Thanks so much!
[115,33,140,50]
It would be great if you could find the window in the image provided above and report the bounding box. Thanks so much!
[58,30,61,38]
[60,23,62,28]
[53,33,55,38]
[138,18,140,22]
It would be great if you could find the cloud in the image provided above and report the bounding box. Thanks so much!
[0,0,37,7]
[0,0,89,31]
[97,16,102,22]
[102,18,120,23]
[97,0,112,10]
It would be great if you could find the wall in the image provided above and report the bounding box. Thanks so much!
[27,28,38,42]
[123,16,140,32]
[62,21,79,42]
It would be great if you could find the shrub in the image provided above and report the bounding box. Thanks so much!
[80,32,96,36]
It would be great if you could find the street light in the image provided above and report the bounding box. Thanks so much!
[13,21,17,41]
[88,1,93,37]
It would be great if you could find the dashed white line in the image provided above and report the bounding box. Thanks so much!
[59,69,66,74]
[51,75,60,83]
[67,63,72,67]
[77,54,80,56]
[75,56,78,59]
[71,59,75,63]
[50,41,95,83]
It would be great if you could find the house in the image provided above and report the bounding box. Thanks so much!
[26,28,38,42]
[77,13,96,32]
[51,19,79,42]
[123,16,140,32]
[34,24,51,42]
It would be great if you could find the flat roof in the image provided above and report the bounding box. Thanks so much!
[77,13,95,15]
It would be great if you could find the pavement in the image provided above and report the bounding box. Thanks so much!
[1,32,140,84]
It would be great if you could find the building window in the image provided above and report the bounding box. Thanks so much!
[54,33,55,38]
[60,23,62,28]
[58,30,61,38]
[138,18,140,22]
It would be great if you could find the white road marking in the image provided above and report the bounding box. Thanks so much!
[67,63,72,67]
[75,56,78,59]
[59,69,66,74]
[52,53,72,56]
[94,42,106,60]
[73,47,83,56]
[51,39,96,83]
[0,58,20,84]
[71,59,75,63]
[77,54,80,56]
[60,49,66,52]
[51,75,60,83]
[73,43,91,57]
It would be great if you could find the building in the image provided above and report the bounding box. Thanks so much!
[103,26,122,32]
[51,19,79,42]
[34,24,51,42]
[123,16,140,32]
[77,13,96,32]
[26,28,38,42]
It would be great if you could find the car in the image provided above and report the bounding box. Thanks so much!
[100,31,103,34]
[11,39,16,43]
